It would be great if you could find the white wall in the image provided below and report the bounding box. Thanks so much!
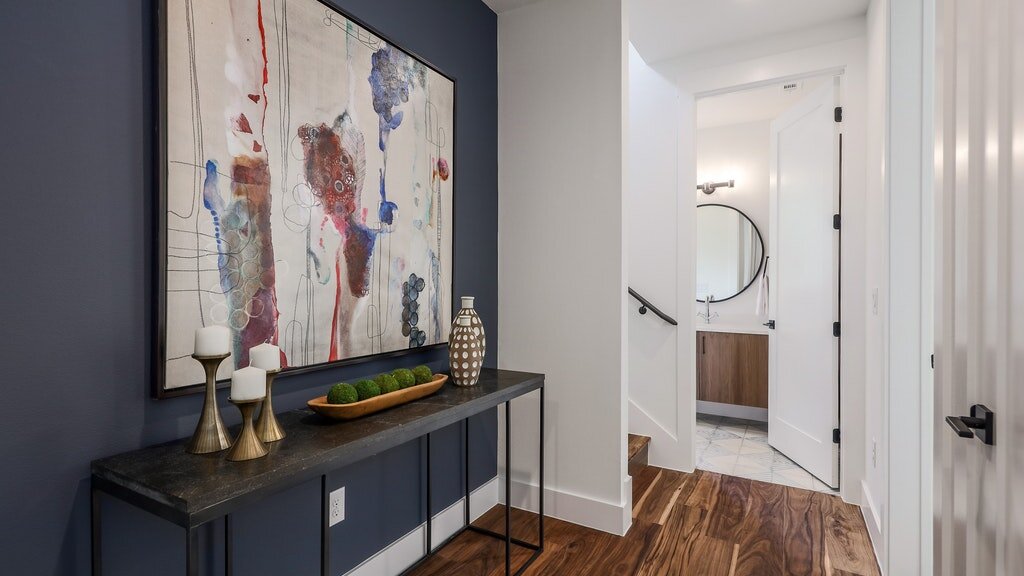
[862,0,888,563]
[497,0,631,535]
[695,120,771,325]
[626,44,693,472]
[651,31,869,506]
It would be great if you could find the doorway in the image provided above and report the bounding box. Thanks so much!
[693,74,843,492]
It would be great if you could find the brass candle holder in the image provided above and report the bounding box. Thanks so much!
[225,398,268,462]
[186,353,233,454]
[255,369,285,443]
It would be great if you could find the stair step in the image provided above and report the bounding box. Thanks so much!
[628,434,651,476]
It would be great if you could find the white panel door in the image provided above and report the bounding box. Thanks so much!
[768,80,840,488]
[934,0,1024,573]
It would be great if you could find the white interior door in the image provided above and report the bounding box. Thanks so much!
[768,79,840,488]
[934,0,1024,573]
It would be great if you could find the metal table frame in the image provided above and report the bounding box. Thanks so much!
[91,387,544,576]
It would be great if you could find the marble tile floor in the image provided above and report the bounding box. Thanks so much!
[696,413,837,493]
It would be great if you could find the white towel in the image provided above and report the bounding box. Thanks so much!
[755,261,769,317]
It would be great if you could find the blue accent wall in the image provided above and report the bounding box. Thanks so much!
[0,0,497,574]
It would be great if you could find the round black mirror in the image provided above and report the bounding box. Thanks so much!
[695,204,765,303]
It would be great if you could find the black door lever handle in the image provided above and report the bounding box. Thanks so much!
[944,416,976,438]
[763,320,775,329]
[945,405,995,445]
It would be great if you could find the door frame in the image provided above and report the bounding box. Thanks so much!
[674,35,870,508]
[690,70,845,486]
[881,0,935,573]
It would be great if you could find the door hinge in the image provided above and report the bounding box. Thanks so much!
[833,428,841,444]
[833,214,841,230]
[833,322,841,337]
[931,354,935,369]
[834,106,843,122]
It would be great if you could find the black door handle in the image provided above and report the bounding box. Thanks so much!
[944,416,976,438]
[945,405,995,445]
[763,320,775,329]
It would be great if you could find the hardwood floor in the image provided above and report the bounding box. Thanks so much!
[408,465,880,576]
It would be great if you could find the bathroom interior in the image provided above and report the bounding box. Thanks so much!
[693,74,840,493]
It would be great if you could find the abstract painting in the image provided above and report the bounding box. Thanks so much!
[156,0,454,395]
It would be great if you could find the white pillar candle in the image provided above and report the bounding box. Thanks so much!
[231,367,267,401]
[249,343,281,371]
[461,296,475,309]
[195,326,231,357]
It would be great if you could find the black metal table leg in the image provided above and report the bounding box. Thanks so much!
[505,401,512,576]
[321,474,329,576]
[225,515,232,576]
[464,417,471,527]
[538,386,544,551]
[425,432,432,554]
[186,527,199,576]
[419,394,544,576]
[91,484,102,576]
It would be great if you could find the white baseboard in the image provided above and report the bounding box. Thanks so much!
[499,476,632,536]
[344,476,499,576]
[697,400,768,422]
[860,479,885,575]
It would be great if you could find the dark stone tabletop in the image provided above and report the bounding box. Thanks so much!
[92,368,543,526]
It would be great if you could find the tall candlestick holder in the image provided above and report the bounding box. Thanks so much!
[255,369,285,443]
[186,353,232,454]
[225,398,268,462]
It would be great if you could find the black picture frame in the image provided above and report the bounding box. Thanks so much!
[694,203,765,304]
[153,0,458,399]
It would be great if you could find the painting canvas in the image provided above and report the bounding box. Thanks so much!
[157,0,455,394]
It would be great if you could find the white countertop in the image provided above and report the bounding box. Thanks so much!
[695,322,770,335]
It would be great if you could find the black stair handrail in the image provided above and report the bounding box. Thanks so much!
[628,287,678,326]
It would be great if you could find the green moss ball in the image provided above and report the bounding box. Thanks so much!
[412,365,434,385]
[327,383,358,405]
[374,374,400,394]
[392,368,416,389]
[353,379,381,401]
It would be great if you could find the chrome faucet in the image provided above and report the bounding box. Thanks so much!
[697,295,719,324]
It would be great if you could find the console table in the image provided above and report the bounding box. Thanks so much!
[91,368,545,576]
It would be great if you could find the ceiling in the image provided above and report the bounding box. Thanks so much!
[482,0,545,13]
[696,76,828,130]
[631,0,871,63]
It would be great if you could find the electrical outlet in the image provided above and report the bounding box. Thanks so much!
[329,487,345,526]
[872,438,878,468]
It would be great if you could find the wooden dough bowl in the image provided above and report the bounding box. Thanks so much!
[307,374,448,420]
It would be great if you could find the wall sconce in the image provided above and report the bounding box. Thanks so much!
[697,180,735,195]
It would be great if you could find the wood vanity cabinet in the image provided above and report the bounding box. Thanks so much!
[697,331,768,409]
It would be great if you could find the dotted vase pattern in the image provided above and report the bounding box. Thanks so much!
[449,308,485,386]
[453,307,486,351]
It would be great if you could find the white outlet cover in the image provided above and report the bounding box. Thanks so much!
[329,486,345,526]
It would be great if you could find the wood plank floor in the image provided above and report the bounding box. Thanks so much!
[408,465,880,576]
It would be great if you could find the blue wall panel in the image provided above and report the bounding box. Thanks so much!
[0,0,497,573]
